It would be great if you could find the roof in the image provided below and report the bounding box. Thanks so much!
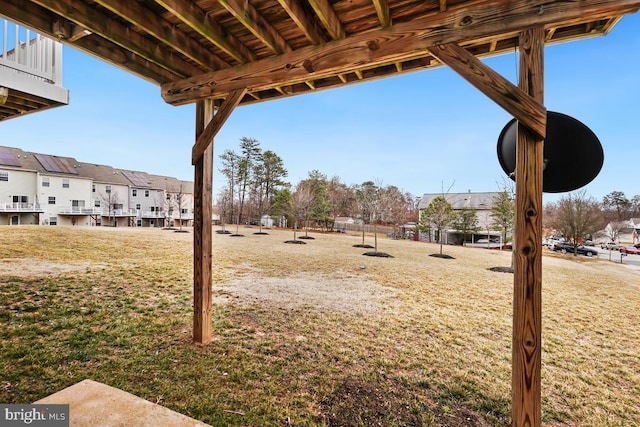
[418,191,501,210]
[0,145,191,191]
[1,1,638,108]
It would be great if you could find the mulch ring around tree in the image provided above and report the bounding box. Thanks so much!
[353,244,374,248]
[216,230,231,234]
[284,240,306,244]
[488,266,514,273]
[298,235,315,239]
[317,376,500,427]
[429,253,455,259]
[363,251,394,258]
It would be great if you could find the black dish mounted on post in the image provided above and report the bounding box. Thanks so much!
[497,111,604,193]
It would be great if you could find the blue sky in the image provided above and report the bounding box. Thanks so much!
[3,13,639,204]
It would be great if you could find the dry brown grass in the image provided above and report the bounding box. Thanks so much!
[0,225,638,426]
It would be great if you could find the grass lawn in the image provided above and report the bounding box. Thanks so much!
[1,226,638,426]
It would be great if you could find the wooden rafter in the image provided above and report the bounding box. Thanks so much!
[277,0,326,45]
[219,0,291,54]
[30,0,199,78]
[372,0,392,28]
[427,43,546,139]
[308,0,345,40]
[162,0,638,105]
[154,0,256,63]
[93,0,227,71]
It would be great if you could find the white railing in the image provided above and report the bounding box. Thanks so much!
[0,18,63,86]
[0,202,43,212]
[141,211,167,218]
[58,207,137,216]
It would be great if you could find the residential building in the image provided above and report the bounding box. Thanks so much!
[0,146,193,227]
[417,191,506,245]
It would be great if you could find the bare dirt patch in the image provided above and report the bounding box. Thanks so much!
[0,258,105,279]
[213,272,402,314]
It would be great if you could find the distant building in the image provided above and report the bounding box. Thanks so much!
[417,191,507,245]
[0,145,193,227]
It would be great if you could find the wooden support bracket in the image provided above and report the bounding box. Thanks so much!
[191,88,247,164]
[427,43,546,140]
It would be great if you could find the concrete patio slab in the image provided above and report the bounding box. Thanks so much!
[35,379,211,427]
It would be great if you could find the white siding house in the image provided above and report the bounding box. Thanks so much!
[0,146,193,227]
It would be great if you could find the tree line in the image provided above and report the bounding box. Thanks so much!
[216,138,418,231]
[217,137,639,246]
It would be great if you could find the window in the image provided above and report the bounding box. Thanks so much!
[95,201,101,207]
[144,190,149,197]
[62,179,70,188]
[0,172,8,182]
[151,206,156,212]
[132,189,137,197]
[106,185,111,193]
[42,177,50,187]
[13,195,28,203]
[72,200,85,208]
[48,197,56,205]
[92,184,96,193]
[136,204,141,210]
[114,204,123,210]
[181,208,189,215]
[49,217,57,226]
[166,193,171,200]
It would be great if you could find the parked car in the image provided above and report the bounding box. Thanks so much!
[619,246,640,255]
[553,243,598,257]
[600,242,619,251]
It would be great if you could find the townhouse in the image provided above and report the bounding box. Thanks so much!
[0,146,193,227]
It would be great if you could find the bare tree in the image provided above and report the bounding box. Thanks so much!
[99,189,121,227]
[290,183,314,241]
[548,189,603,256]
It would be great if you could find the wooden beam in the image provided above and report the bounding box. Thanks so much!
[512,26,545,427]
[0,88,8,105]
[308,0,345,40]
[427,42,546,139]
[30,0,200,78]
[94,0,228,70]
[162,0,640,105]
[219,0,291,55]
[193,99,214,345]
[277,0,326,45]
[372,0,391,28]
[192,89,247,164]
[155,0,256,63]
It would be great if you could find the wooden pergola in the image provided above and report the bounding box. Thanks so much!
[2,1,638,425]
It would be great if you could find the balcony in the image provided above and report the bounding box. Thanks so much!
[0,202,44,213]
[141,211,167,219]
[58,207,137,217]
[0,18,69,121]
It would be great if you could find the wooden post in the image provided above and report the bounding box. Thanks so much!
[193,99,214,345]
[512,27,544,427]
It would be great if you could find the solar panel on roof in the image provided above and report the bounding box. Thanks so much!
[34,154,79,175]
[121,170,150,187]
[0,147,21,167]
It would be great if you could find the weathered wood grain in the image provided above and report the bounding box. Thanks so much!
[193,100,214,345]
[512,26,545,427]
